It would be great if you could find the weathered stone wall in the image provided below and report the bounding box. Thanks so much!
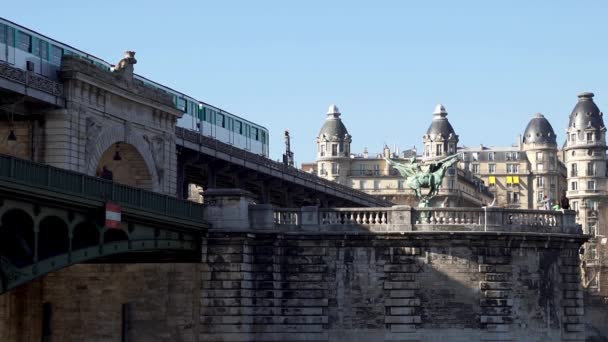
[0,263,200,342]
[200,232,585,342]
[0,232,587,342]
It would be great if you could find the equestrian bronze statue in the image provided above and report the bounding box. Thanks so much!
[385,154,459,207]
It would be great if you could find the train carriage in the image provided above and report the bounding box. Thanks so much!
[0,17,269,157]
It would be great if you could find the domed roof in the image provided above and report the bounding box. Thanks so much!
[522,113,557,145]
[426,104,457,139]
[318,104,349,139]
[568,92,605,130]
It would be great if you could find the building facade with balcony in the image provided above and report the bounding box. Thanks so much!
[459,112,567,209]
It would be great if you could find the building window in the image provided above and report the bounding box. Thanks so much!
[537,191,544,203]
[570,133,576,142]
[588,222,597,236]
[488,152,495,161]
[397,180,404,190]
[587,132,594,142]
[587,162,595,176]
[472,152,479,161]
[359,164,366,176]
[536,152,544,162]
[537,177,544,188]
[571,181,578,191]
[320,145,326,157]
[373,180,380,190]
[436,144,443,156]
[488,176,496,187]
[488,164,496,174]
[536,163,544,172]
[548,155,555,171]
[319,163,326,176]
[360,180,366,189]
[331,163,339,175]
[332,144,338,156]
[373,164,380,176]
[425,146,430,157]
[507,164,519,173]
[448,144,455,154]
[507,192,519,204]
[571,163,577,177]
[588,180,596,191]
[472,164,479,174]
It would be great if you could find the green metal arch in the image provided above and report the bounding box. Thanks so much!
[0,238,197,294]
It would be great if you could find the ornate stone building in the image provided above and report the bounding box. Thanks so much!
[563,92,608,298]
[459,112,567,209]
[310,104,494,207]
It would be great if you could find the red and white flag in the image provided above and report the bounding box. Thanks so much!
[105,202,122,229]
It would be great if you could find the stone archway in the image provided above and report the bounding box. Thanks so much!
[95,142,154,190]
[86,124,160,192]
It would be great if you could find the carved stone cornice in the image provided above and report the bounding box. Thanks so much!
[0,63,63,97]
[59,56,180,118]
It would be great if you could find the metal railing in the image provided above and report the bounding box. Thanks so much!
[0,155,204,222]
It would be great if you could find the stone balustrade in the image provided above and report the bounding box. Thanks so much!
[203,190,582,235]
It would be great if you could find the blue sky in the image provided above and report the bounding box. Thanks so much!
[6,1,608,163]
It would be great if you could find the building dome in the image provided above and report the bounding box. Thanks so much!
[568,92,605,131]
[426,104,457,139]
[522,113,557,145]
[318,104,349,139]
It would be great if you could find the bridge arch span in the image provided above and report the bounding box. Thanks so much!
[0,209,35,267]
[86,125,160,192]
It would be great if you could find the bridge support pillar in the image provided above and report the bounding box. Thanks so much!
[202,188,255,229]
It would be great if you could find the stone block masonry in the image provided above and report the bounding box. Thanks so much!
[0,231,586,342]
[200,231,586,342]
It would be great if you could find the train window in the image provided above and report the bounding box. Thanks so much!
[261,131,266,144]
[216,113,225,128]
[251,127,258,140]
[244,124,250,137]
[40,40,49,60]
[50,45,63,65]
[234,120,242,134]
[7,26,14,46]
[0,24,6,44]
[31,37,40,57]
[197,106,204,121]
[17,31,32,52]
[177,98,186,112]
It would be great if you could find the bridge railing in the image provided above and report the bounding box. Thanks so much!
[0,155,204,222]
[266,206,581,235]
[176,127,392,207]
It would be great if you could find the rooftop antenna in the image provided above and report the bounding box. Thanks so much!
[283,130,294,167]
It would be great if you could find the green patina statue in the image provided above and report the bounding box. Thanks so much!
[385,154,459,207]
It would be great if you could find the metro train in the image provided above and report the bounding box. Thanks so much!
[0,17,269,157]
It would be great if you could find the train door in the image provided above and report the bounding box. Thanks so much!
[228,117,234,145]
[244,124,251,151]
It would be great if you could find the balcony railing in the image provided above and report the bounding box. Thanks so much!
[0,155,205,222]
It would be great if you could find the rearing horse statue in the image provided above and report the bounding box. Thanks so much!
[386,154,459,200]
